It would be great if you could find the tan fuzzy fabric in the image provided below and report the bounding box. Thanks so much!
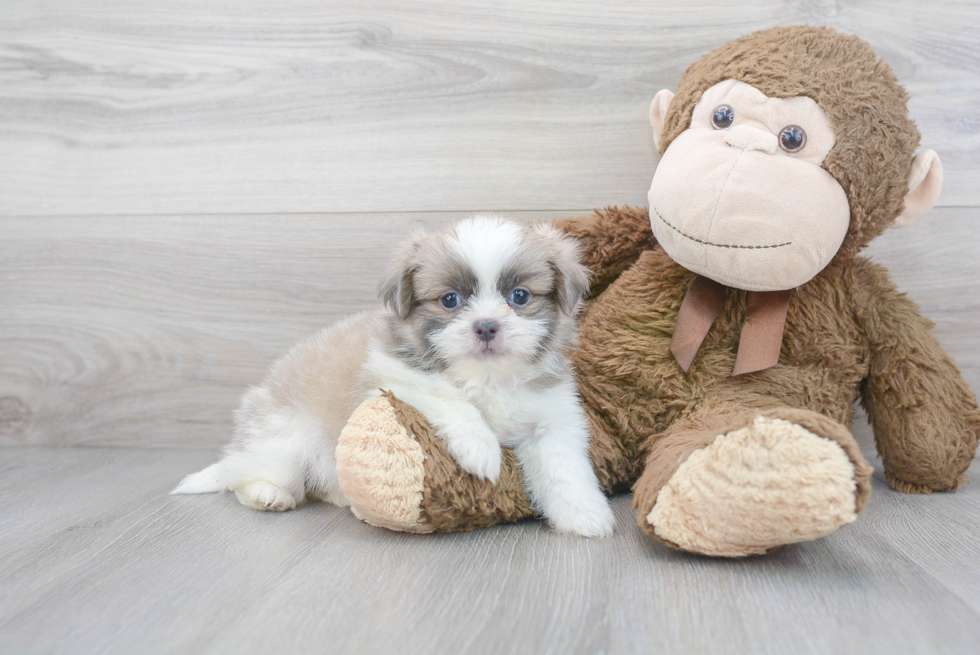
[576,242,976,498]
[630,407,873,551]
[338,214,978,546]
[339,392,535,533]
[334,28,979,555]
[404,396,536,533]
[648,416,860,557]
[336,394,432,532]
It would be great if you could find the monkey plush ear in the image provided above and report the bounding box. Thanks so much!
[893,150,943,228]
[650,89,675,152]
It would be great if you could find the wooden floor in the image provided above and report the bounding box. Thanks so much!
[3,1,980,653]
[2,436,980,654]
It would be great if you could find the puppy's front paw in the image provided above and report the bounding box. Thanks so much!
[440,424,502,483]
[549,494,616,538]
[234,480,297,512]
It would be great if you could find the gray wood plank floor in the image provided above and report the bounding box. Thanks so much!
[2,438,979,655]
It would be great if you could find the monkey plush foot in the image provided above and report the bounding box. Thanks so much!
[335,392,534,533]
[635,409,873,557]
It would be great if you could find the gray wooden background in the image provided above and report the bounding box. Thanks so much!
[2,0,978,449]
[3,3,980,654]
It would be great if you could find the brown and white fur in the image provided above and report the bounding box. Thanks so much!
[173,214,615,538]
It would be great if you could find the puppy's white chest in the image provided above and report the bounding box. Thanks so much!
[464,384,536,444]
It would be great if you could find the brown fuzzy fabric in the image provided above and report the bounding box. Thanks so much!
[340,28,979,553]
[660,25,920,259]
[555,206,657,301]
[569,27,979,510]
[849,261,980,492]
[554,205,660,493]
[574,247,979,498]
[631,407,874,551]
[383,393,535,532]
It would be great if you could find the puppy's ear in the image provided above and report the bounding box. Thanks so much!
[552,256,592,315]
[532,223,592,315]
[378,230,423,319]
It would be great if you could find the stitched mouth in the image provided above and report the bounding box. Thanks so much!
[653,208,791,250]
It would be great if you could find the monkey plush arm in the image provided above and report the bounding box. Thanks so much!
[555,206,658,299]
[853,261,980,492]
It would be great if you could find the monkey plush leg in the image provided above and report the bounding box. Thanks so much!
[585,410,639,496]
[335,392,534,533]
[633,408,873,557]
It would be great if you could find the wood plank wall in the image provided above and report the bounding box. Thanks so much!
[2,0,978,448]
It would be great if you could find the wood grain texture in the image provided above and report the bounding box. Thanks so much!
[0,446,978,654]
[0,211,536,447]
[1,208,977,448]
[1,0,978,216]
[2,4,978,651]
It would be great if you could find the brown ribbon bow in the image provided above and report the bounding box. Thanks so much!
[670,276,793,376]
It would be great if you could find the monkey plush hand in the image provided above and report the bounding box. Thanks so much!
[334,26,980,556]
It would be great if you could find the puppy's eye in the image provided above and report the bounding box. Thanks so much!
[439,291,461,310]
[711,105,735,129]
[509,287,531,307]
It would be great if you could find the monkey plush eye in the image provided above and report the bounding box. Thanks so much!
[779,125,807,152]
[439,291,461,310]
[509,287,531,307]
[711,105,735,129]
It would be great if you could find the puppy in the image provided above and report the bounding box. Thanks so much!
[173,214,615,537]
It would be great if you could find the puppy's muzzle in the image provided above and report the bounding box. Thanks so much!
[473,320,499,342]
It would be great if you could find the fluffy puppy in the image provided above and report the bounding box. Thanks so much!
[173,214,615,537]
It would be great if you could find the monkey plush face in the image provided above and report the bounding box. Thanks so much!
[648,79,849,291]
[645,26,944,293]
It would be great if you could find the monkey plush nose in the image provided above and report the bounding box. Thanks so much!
[473,320,499,341]
[725,125,778,154]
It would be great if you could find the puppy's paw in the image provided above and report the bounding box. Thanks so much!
[548,494,616,538]
[440,423,502,483]
[234,480,297,512]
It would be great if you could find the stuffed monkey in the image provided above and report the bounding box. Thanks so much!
[335,26,980,556]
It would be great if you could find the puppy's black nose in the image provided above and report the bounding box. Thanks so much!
[473,320,499,342]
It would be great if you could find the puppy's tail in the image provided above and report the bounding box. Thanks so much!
[171,462,228,495]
